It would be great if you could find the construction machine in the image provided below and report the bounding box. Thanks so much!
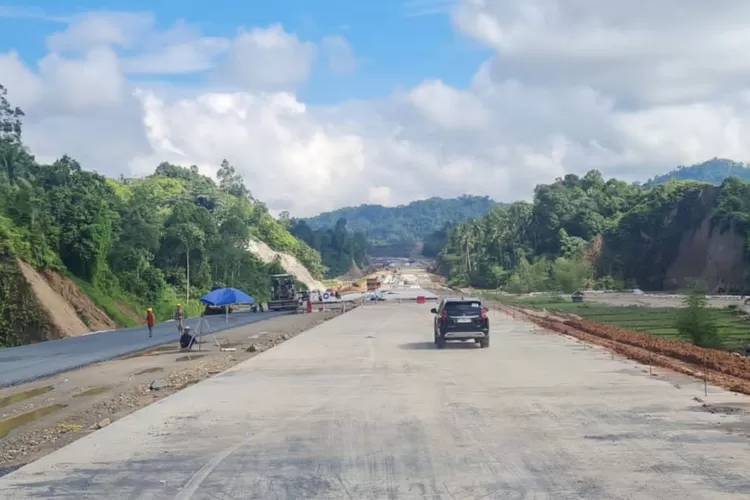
[269,274,301,311]
[366,277,380,292]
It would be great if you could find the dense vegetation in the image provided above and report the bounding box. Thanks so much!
[302,195,498,256]
[437,169,750,294]
[286,217,368,278]
[0,84,324,347]
[643,158,750,188]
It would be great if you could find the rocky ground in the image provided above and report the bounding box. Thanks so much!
[0,309,347,475]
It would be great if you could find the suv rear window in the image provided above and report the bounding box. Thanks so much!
[445,301,482,314]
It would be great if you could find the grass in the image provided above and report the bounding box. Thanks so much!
[73,278,143,328]
[493,295,750,350]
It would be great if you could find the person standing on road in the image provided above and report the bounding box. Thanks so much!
[175,304,185,334]
[145,308,155,338]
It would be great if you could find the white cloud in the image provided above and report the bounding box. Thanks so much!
[46,11,155,52]
[408,80,487,129]
[0,51,43,109]
[453,0,750,104]
[39,48,127,111]
[224,24,316,90]
[321,35,358,75]
[123,37,230,74]
[3,3,750,217]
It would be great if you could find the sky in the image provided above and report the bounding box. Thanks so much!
[2,0,750,217]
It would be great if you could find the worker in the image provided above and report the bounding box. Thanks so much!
[145,308,155,338]
[179,326,195,351]
[175,303,185,334]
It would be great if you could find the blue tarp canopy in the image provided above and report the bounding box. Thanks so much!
[199,287,255,307]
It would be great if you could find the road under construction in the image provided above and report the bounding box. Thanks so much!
[0,283,748,499]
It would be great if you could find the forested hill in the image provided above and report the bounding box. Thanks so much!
[643,158,750,188]
[302,195,499,256]
[437,170,750,294]
[0,84,325,347]
[286,218,369,278]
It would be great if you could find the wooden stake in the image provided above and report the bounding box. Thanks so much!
[703,355,708,398]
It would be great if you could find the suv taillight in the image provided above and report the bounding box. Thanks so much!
[441,309,448,322]
[480,308,487,320]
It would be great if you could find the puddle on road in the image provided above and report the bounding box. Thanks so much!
[693,403,750,416]
[135,367,164,376]
[0,404,67,438]
[0,386,53,409]
[73,386,110,398]
[175,354,207,362]
[126,345,179,359]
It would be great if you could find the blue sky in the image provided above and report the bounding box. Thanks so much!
[0,0,491,104]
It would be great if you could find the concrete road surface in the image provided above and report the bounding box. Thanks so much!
[1,301,749,499]
[0,310,287,389]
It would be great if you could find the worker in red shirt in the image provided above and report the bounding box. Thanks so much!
[146,308,156,338]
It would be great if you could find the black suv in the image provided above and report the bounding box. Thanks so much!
[431,297,490,349]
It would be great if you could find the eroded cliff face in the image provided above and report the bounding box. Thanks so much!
[666,214,748,293]
[654,185,748,293]
[0,255,52,347]
[599,184,750,293]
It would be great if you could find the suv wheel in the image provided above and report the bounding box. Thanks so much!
[436,335,445,349]
[480,336,489,348]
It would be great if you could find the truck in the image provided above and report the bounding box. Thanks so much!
[366,277,380,292]
[268,274,301,311]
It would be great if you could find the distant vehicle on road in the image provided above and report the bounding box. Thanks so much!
[366,277,381,291]
[431,297,490,349]
[269,274,300,311]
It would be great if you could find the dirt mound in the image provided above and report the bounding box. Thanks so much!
[336,260,364,281]
[116,303,142,324]
[246,239,326,291]
[338,284,365,294]
[17,262,90,338]
[40,270,116,332]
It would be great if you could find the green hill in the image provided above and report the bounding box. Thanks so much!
[437,169,750,294]
[0,84,323,347]
[302,195,499,256]
[643,158,750,188]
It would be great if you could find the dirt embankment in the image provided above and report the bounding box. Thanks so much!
[0,257,51,345]
[16,261,115,338]
[40,270,115,332]
[666,214,748,292]
[247,239,326,291]
[497,303,750,396]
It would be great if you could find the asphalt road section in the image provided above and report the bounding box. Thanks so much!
[0,310,287,389]
[1,299,749,499]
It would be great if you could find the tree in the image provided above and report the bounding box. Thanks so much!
[0,86,329,347]
[288,217,368,278]
[675,282,721,348]
[217,159,250,199]
[302,195,498,257]
[0,84,24,143]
